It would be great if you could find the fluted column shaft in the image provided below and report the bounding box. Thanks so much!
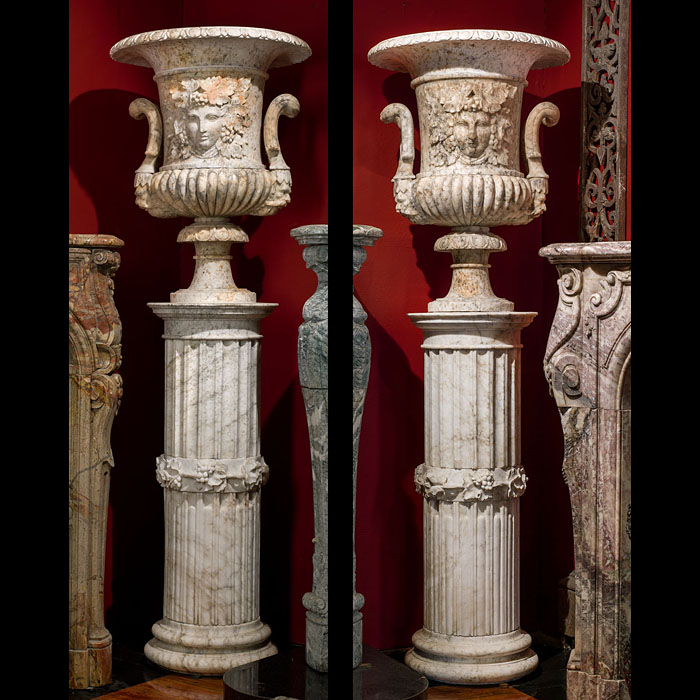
[69,234,124,689]
[146,303,277,675]
[405,312,537,685]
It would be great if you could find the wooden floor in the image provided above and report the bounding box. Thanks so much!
[98,674,535,699]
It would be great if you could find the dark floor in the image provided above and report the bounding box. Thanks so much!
[69,641,569,699]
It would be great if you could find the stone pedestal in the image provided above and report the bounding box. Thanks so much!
[404,310,537,684]
[352,225,382,668]
[369,27,569,687]
[69,234,124,688]
[540,241,631,700]
[291,224,329,672]
[145,301,277,675]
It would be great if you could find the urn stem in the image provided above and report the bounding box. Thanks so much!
[429,228,513,312]
[171,221,255,304]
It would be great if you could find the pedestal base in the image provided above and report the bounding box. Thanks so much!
[304,612,328,672]
[144,617,276,676]
[145,626,276,676]
[353,609,363,669]
[405,628,538,685]
[567,668,630,700]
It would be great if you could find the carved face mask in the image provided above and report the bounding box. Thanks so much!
[453,111,492,159]
[185,105,228,155]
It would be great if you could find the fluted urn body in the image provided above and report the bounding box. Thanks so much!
[111,27,311,302]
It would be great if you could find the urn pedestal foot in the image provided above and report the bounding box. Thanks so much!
[405,629,538,685]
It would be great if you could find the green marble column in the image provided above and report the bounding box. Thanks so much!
[292,225,330,672]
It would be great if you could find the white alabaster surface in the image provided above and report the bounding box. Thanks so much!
[422,499,521,636]
[405,311,537,684]
[145,302,276,674]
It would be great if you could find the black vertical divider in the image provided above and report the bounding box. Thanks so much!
[326,2,355,696]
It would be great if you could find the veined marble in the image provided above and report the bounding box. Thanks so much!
[352,225,382,668]
[69,234,123,689]
[405,312,537,684]
[540,241,631,700]
[292,224,330,672]
[370,28,569,684]
[145,303,277,674]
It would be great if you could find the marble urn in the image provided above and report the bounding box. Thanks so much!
[369,29,570,312]
[111,26,311,303]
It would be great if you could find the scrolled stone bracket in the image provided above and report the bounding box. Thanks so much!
[415,463,528,503]
[155,454,269,493]
[302,591,327,614]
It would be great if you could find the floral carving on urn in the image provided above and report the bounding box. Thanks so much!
[167,76,253,162]
[424,80,519,169]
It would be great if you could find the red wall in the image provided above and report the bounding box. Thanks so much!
[353,0,582,649]
[70,0,328,647]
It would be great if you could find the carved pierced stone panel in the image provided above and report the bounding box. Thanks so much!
[580,0,630,242]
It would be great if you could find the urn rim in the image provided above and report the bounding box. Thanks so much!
[368,29,569,79]
[110,25,312,70]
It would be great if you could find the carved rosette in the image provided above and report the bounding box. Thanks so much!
[540,241,631,699]
[69,234,124,689]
